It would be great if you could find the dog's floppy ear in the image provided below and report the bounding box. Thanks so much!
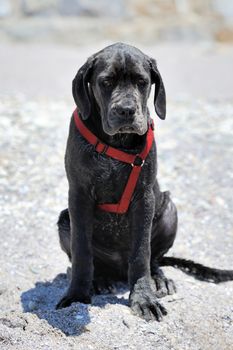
[72,56,95,120]
[150,58,166,120]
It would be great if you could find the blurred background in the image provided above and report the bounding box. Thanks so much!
[1,0,233,99]
[1,0,233,44]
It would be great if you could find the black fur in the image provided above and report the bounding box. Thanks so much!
[56,43,233,321]
[160,257,233,283]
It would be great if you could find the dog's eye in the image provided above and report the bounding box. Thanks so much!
[101,79,114,88]
[137,78,147,87]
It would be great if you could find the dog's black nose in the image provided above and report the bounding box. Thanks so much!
[115,104,136,118]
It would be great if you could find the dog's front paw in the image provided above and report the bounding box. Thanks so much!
[56,292,91,309]
[129,278,167,322]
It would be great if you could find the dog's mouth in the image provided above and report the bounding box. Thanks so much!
[103,118,147,136]
[104,122,139,135]
[118,126,136,133]
[117,125,148,135]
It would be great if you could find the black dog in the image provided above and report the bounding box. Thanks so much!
[56,43,233,321]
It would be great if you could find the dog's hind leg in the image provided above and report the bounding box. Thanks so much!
[57,209,123,293]
[57,209,71,261]
[150,193,178,298]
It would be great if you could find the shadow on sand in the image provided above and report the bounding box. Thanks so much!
[21,273,128,336]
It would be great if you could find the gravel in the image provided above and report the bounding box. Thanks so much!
[0,94,233,350]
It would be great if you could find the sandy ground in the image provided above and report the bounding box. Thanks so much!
[0,43,233,349]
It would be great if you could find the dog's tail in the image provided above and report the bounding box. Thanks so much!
[160,256,233,283]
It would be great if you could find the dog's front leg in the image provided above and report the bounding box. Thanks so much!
[56,187,94,309]
[129,189,167,321]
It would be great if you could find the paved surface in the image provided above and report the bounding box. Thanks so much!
[0,43,233,349]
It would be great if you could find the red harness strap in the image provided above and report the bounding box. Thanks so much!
[73,109,154,214]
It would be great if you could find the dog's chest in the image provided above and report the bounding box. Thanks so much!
[93,210,131,245]
[74,137,156,263]
[75,137,156,205]
[93,155,131,204]
[72,127,156,205]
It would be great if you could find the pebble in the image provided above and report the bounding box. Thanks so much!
[28,301,38,311]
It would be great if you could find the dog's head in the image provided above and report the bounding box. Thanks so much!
[73,43,166,136]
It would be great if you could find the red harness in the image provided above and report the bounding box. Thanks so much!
[73,109,154,214]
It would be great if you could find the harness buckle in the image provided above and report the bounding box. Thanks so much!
[94,140,108,154]
[150,119,154,130]
[131,155,145,167]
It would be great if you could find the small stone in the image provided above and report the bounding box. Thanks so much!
[75,314,84,320]
[28,301,37,311]
[122,319,130,328]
